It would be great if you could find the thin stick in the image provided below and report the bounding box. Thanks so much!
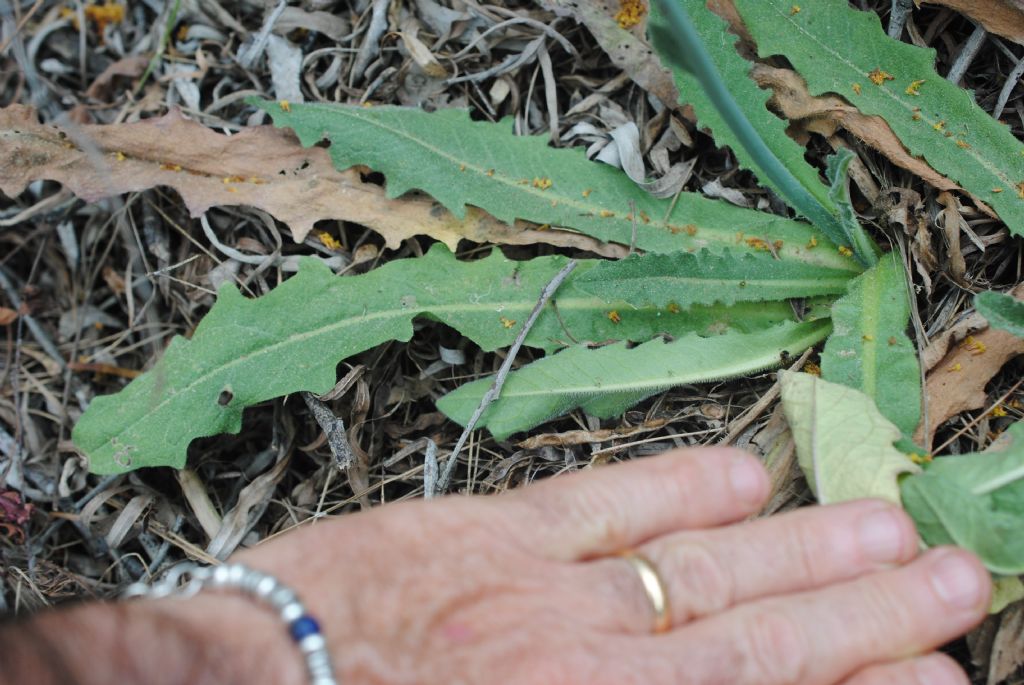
[932,377,1024,455]
[436,259,578,494]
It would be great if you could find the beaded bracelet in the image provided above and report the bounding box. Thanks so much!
[123,562,338,685]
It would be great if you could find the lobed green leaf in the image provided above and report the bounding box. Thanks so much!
[574,248,854,308]
[901,423,1024,575]
[821,253,921,436]
[252,100,857,272]
[732,0,1024,238]
[73,246,800,474]
[438,319,831,440]
[779,370,920,505]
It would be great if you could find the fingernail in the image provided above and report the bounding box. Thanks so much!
[856,508,907,563]
[930,552,984,610]
[729,455,766,504]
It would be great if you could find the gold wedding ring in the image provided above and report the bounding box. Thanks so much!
[618,550,671,634]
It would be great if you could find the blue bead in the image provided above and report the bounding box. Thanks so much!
[289,615,321,641]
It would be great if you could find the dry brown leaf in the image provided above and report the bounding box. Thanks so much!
[915,285,1024,448]
[921,0,1024,44]
[988,603,1024,684]
[0,105,621,256]
[0,307,17,325]
[539,0,679,108]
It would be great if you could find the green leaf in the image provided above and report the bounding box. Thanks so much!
[574,248,854,308]
[976,291,1024,338]
[648,0,877,265]
[901,423,1024,575]
[75,246,787,474]
[821,252,921,436]
[779,371,920,505]
[252,100,858,273]
[990,577,1024,614]
[438,320,831,440]
[732,0,1024,239]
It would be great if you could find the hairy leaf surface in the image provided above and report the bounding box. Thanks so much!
[780,371,920,505]
[574,248,854,308]
[254,100,854,271]
[438,320,830,440]
[733,0,1024,237]
[902,422,1024,575]
[74,246,802,473]
[976,291,1024,338]
[822,253,921,436]
[648,0,875,264]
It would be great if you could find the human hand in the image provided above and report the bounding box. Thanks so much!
[161,447,991,685]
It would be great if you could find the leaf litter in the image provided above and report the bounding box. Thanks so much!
[2,0,1024,677]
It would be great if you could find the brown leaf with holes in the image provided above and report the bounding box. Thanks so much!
[0,105,620,256]
[914,284,1024,449]
[920,0,1024,44]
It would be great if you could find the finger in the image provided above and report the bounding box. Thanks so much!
[504,447,769,561]
[583,499,918,632]
[839,653,968,685]
[631,547,990,685]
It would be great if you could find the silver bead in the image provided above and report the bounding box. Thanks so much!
[298,634,326,654]
[270,586,299,609]
[280,601,306,623]
[255,575,278,598]
[227,564,246,585]
[306,650,332,674]
[211,565,232,587]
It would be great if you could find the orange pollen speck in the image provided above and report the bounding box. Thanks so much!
[838,245,853,257]
[666,302,681,314]
[806,236,818,249]
[790,5,801,14]
[599,209,614,218]
[613,0,645,29]
[499,316,516,329]
[956,140,970,149]
[1016,182,1024,199]
[582,189,592,198]
[607,310,622,324]
[852,83,862,95]
[161,163,182,172]
[868,68,894,85]
[905,80,925,96]
[279,100,291,112]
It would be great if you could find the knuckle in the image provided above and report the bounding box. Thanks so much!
[788,517,828,586]
[662,541,734,619]
[738,609,807,684]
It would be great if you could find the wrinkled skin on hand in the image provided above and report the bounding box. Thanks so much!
[173,447,990,685]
